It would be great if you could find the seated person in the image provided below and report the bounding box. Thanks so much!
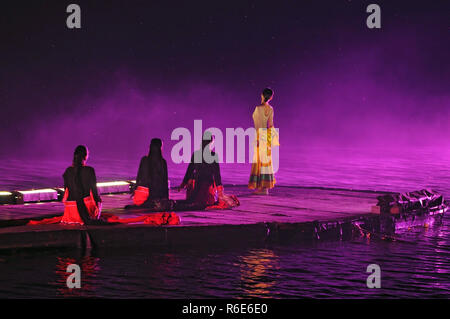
[177,131,238,210]
[61,145,102,225]
[129,138,173,211]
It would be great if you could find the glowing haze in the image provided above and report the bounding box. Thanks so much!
[0,0,448,163]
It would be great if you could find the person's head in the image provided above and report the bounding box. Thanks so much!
[73,145,88,167]
[202,131,214,151]
[149,138,163,159]
[261,87,274,103]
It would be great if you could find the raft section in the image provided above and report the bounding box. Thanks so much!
[0,185,445,252]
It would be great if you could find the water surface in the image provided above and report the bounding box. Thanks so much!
[0,147,449,298]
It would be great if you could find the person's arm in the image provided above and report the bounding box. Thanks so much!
[163,159,169,198]
[90,167,102,204]
[213,159,224,197]
[180,153,195,188]
[62,169,69,201]
[136,157,147,186]
[63,169,68,190]
[268,107,279,146]
[268,107,274,128]
[212,154,222,186]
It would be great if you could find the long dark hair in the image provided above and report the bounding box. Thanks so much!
[73,145,87,194]
[262,87,274,102]
[148,138,164,179]
[73,145,87,168]
[202,131,213,152]
[200,131,216,164]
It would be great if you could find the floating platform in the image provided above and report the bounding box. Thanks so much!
[0,186,444,252]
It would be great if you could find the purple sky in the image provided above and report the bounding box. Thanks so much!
[0,0,449,160]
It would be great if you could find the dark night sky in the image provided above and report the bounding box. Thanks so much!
[0,0,449,159]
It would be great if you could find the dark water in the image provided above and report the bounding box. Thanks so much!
[0,218,448,298]
[0,147,449,298]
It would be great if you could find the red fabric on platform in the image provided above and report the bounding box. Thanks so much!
[206,194,240,210]
[145,212,180,225]
[28,216,63,225]
[102,212,180,225]
[133,186,149,206]
[27,212,180,226]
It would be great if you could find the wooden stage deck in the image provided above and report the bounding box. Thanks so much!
[0,186,385,251]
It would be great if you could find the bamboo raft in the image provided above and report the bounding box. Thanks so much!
[0,185,446,251]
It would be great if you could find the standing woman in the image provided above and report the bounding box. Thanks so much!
[61,145,102,225]
[248,88,277,194]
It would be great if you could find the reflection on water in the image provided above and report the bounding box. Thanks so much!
[0,215,448,299]
[237,249,280,298]
[146,253,184,293]
[54,256,100,297]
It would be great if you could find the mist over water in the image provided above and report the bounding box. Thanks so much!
[0,0,448,194]
[3,34,449,162]
[1,48,449,195]
[4,66,450,157]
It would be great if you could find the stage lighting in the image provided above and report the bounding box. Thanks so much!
[96,181,131,194]
[0,191,15,205]
[16,188,59,204]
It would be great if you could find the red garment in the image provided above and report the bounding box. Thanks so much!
[60,201,84,224]
[186,179,216,206]
[133,186,149,206]
[83,193,100,219]
[28,216,62,225]
[186,182,240,210]
[60,189,99,225]
[206,194,240,210]
[102,212,180,225]
[27,212,180,226]
[27,189,180,226]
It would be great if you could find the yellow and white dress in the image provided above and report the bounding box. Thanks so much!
[248,105,278,189]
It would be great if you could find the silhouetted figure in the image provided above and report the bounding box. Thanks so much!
[61,145,102,225]
[179,131,224,208]
[128,138,172,211]
[136,138,169,199]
